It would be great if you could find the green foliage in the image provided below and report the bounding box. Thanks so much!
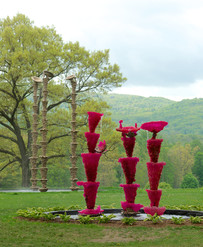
[41,212,56,221]
[78,215,94,224]
[159,182,172,189]
[144,214,163,224]
[102,94,203,136]
[0,14,126,187]
[181,173,199,188]
[171,216,185,224]
[145,181,172,190]
[189,216,202,224]
[96,214,115,223]
[168,144,197,188]
[121,217,137,225]
[165,205,203,211]
[58,213,71,222]
[192,152,203,186]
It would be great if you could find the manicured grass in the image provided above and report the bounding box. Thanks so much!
[0,188,202,246]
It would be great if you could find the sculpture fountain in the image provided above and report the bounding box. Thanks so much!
[116,120,143,215]
[141,121,168,216]
[77,111,106,215]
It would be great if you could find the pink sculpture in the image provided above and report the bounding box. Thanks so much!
[77,112,105,215]
[116,120,143,214]
[81,153,102,182]
[77,181,100,209]
[87,111,103,133]
[147,139,163,163]
[85,132,100,153]
[141,121,168,216]
[121,135,136,157]
[120,183,140,203]
[146,189,162,207]
[118,157,139,184]
[147,162,166,190]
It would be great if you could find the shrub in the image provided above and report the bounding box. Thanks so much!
[171,217,185,225]
[78,215,94,224]
[144,214,163,224]
[122,217,137,225]
[190,216,202,224]
[144,181,172,189]
[159,182,172,189]
[96,214,115,223]
[181,173,199,188]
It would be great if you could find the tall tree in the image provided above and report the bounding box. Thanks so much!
[0,14,126,187]
[167,143,198,188]
[192,152,203,186]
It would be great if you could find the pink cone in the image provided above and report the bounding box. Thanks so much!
[118,157,139,184]
[85,132,100,153]
[81,153,102,182]
[147,139,163,163]
[121,201,143,212]
[120,184,140,203]
[146,189,162,207]
[87,112,103,133]
[147,162,166,190]
[77,181,100,209]
[121,135,135,157]
[143,206,166,216]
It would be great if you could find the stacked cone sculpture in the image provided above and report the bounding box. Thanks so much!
[77,112,105,215]
[141,121,168,216]
[116,120,143,215]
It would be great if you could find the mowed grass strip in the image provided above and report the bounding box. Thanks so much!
[0,188,202,247]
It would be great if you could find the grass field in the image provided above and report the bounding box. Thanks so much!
[0,188,202,247]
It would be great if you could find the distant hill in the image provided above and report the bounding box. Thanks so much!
[101,94,203,137]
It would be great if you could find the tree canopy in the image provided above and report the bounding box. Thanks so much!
[0,14,126,187]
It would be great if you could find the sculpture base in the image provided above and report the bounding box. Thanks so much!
[121,208,140,216]
[78,206,104,216]
[121,201,143,213]
[39,188,48,192]
[70,187,79,191]
[144,206,166,216]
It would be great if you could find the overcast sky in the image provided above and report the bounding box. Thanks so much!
[1,0,203,101]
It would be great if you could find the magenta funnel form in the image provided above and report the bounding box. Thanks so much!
[146,189,162,207]
[81,153,102,182]
[120,183,140,203]
[121,135,135,157]
[147,139,163,163]
[77,181,100,209]
[147,162,166,190]
[85,132,100,153]
[87,111,103,133]
[118,157,139,184]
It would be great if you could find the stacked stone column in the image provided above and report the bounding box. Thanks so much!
[30,76,42,191]
[30,71,53,192]
[66,75,79,191]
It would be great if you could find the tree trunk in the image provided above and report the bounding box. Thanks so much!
[21,155,31,187]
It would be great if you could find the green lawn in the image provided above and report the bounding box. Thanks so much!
[0,188,202,247]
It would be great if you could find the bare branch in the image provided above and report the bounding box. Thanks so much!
[0,148,18,157]
[0,159,19,172]
[48,133,71,144]
[47,154,66,160]
[0,88,15,99]
[47,96,72,111]
[0,121,15,133]
[0,134,18,144]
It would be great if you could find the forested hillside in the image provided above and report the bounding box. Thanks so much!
[102,94,203,137]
